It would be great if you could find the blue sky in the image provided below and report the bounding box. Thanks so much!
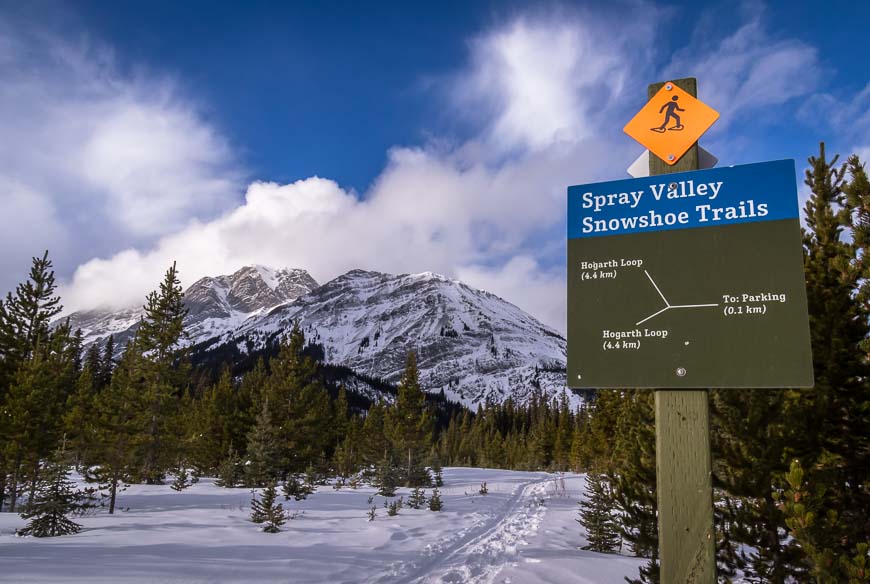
[1,0,868,331]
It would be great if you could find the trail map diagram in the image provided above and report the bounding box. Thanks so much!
[635,270,718,326]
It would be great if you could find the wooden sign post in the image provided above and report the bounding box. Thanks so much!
[647,78,716,583]
[647,77,715,583]
[567,78,812,583]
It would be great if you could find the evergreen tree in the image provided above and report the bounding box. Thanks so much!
[245,399,282,487]
[190,368,246,474]
[260,322,332,475]
[428,487,443,511]
[87,342,140,514]
[214,445,245,488]
[577,473,620,553]
[63,364,96,465]
[0,252,65,512]
[430,450,444,487]
[793,144,870,570]
[170,464,191,492]
[362,401,390,466]
[97,335,115,391]
[17,445,91,537]
[408,487,427,509]
[609,391,659,584]
[2,328,76,512]
[776,459,870,583]
[385,352,434,486]
[374,453,399,497]
[283,473,314,501]
[83,344,102,385]
[133,263,189,484]
[250,482,286,533]
[0,251,62,394]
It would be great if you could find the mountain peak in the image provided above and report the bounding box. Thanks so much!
[215,268,566,406]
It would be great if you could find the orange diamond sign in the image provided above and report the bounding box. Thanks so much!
[623,82,719,165]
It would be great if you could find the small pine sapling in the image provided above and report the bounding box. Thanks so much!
[408,487,427,509]
[367,506,377,521]
[387,500,399,516]
[249,489,266,524]
[428,488,443,511]
[283,474,314,501]
[250,482,286,533]
[17,447,93,537]
[577,473,620,553]
[375,454,399,497]
[170,465,191,492]
[479,482,488,495]
[214,446,244,488]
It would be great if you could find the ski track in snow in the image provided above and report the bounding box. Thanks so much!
[371,476,551,584]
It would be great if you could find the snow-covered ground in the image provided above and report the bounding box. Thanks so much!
[0,469,643,583]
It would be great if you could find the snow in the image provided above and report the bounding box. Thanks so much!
[214,270,571,408]
[253,265,281,292]
[0,469,643,583]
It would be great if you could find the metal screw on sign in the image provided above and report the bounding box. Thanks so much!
[665,83,673,90]
[676,367,687,377]
[667,154,675,161]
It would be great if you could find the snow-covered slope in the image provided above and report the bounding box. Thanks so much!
[64,266,319,348]
[204,269,567,406]
[0,469,644,584]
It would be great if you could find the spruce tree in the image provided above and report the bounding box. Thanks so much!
[245,399,282,487]
[385,352,434,486]
[374,453,399,497]
[97,335,115,391]
[428,487,443,511]
[609,391,659,584]
[214,445,245,488]
[133,263,189,484]
[63,364,96,465]
[170,464,191,492]
[577,473,620,553]
[250,482,286,533]
[0,251,62,394]
[87,342,140,514]
[260,322,332,475]
[283,473,314,501]
[0,252,66,512]
[17,446,90,537]
[792,144,870,570]
[408,487,427,509]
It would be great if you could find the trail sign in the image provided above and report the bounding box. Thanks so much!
[567,159,813,388]
[624,82,719,165]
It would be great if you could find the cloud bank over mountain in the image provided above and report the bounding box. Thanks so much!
[0,5,860,334]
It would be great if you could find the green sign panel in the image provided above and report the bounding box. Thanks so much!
[567,159,813,388]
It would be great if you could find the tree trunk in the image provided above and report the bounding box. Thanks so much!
[8,452,22,513]
[26,461,39,509]
[109,474,118,514]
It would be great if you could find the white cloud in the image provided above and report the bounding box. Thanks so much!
[59,12,656,333]
[453,10,656,155]
[0,18,242,291]
[663,7,821,131]
[25,6,835,337]
[456,257,566,335]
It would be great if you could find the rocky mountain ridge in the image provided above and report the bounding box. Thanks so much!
[64,266,570,406]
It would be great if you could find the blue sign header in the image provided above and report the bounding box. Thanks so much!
[568,159,800,239]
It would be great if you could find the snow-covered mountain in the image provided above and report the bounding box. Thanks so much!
[64,266,319,348]
[66,266,569,406]
[199,269,567,406]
